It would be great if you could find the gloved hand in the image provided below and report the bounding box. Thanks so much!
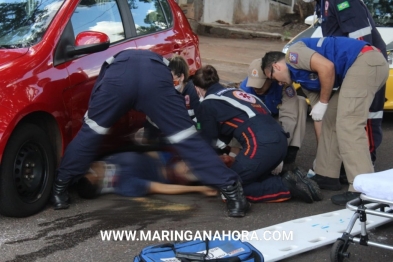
[310,101,328,121]
[271,161,283,175]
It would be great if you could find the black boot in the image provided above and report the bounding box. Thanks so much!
[220,181,250,217]
[51,178,71,210]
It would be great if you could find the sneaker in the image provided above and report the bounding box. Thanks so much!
[310,174,342,191]
[331,192,361,206]
[281,171,313,203]
[292,167,323,201]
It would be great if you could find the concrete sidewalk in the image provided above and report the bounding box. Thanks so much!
[189,19,309,40]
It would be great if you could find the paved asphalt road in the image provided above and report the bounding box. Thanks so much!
[1,36,392,262]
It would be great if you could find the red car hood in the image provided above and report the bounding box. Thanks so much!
[0,48,29,67]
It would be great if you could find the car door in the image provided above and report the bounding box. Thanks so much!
[129,0,184,59]
[63,0,138,144]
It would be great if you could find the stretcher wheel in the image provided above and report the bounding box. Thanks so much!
[330,239,350,262]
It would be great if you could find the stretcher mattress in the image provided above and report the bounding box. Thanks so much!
[353,168,393,202]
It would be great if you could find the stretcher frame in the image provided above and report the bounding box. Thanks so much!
[330,194,393,261]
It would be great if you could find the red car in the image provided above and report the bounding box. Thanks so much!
[0,0,201,217]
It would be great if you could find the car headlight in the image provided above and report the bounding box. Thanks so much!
[388,50,393,69]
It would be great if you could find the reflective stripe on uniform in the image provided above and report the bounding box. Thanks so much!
[368,111,383,119]
[163,57,169,66]
[84,111,110,135]
[317,37,326,47]
[167,125,197,144]
[146,116,159,128]
[216,139,227,149]
[106,56,115,65]
[204,94,256,118]
[349,26,372,39]
[188,109,194,116]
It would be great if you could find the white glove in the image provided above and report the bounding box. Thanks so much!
[310,101,328,121]
[271,161,283,175]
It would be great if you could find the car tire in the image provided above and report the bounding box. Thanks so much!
[0,123,55,217]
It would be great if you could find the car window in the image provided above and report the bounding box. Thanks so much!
[128,0,169,36]
[158,0,173,27]
[71,0,125,43]
[363,0,393,27]
[0,0,65,48]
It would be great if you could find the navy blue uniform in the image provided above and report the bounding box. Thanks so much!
[197,83,291,202]
[57,50,239,188]
[318,0,387,162]
[144,80,200,142]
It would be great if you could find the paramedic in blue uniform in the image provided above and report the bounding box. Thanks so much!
[240,58,308,173]
[193,65,321,204]
[144,55,200,143]
[51,50,250,217]
[313,0,388,166]
[262,37,389,205]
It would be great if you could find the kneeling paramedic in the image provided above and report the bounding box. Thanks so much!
[193,65,321,204]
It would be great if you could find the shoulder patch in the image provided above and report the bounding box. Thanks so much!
[288,52,298,64]
[337,1,350,11]
[285,86,295,98]
[233,91,256,103]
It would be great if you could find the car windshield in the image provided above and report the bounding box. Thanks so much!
[363,0,393,27]
[0,0,64,49]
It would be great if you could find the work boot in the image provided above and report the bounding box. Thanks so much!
[51,178,71,210]
[220,181,250,217]
[331,192,361,206]
[292,167,323,201]
[310,174,342,191]
[281,171,313,203]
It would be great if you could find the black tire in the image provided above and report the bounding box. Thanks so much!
[0,124,55,217]
[330,239,349,262]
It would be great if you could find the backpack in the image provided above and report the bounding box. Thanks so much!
[134,238,264,262]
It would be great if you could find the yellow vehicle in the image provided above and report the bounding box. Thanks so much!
[282,0,393,110]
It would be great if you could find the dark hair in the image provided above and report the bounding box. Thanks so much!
[261,52,285,74]
[168,55,189,84]
[192,65,219,90]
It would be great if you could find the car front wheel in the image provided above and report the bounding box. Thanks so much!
[0,123,55,217]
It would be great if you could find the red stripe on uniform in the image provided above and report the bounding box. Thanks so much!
[247,127,257,158]
[232,118,244,123]
[224,122,238,128]
[242,132,250,156]
[246,191,291,202]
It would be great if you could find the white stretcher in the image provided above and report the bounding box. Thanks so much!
[244,169,393,262]
[330,168,393,262]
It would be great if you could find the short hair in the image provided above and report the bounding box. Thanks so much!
[168,55,189,83]
[261,52,286,74]
[192,65,219,90]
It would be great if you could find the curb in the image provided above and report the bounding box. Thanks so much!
[196,23,286,40]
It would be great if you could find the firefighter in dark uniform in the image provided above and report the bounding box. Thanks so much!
[193,65,321,204]
[315,0,387,165]
[262,37,389,205]
[51,50,250,217]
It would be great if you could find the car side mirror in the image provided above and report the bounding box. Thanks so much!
[66,31,110,57]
